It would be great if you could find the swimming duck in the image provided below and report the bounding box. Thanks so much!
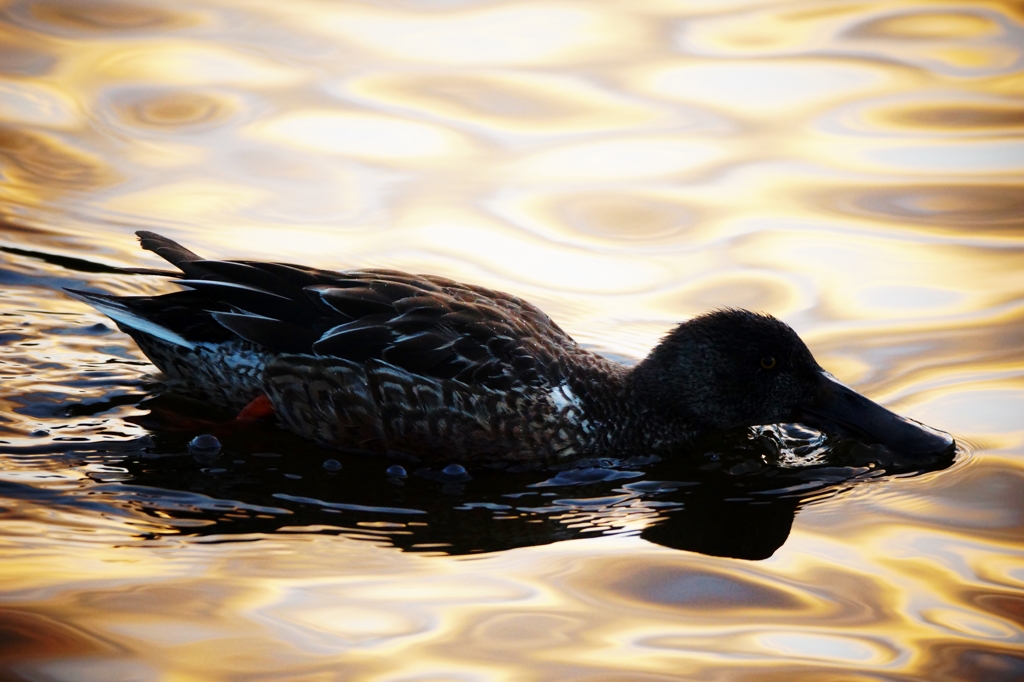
[66,231,953,463]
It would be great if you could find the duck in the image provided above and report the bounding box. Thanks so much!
[66,231,954,463]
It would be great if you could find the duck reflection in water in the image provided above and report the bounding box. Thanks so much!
[110,408,954,561]
[56,232,958,560]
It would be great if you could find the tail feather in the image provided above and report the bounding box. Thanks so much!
[136,231,204,271]
[64,288,198,350]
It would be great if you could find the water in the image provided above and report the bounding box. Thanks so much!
[1,0,1023,679]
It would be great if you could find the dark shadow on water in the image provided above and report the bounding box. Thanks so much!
[0,394,954,561]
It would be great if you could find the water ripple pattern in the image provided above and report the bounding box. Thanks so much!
[0,1,1023,681]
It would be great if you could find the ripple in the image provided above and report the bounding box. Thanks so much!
[863,141,1024,174]
[17,1,200,34]
[919,642,1024,682]
[677,5,1024,76]
[857,285,963,314]
[298,4,612,66]
[845,11,1002,40]
[874,102,1024,132]
[108,90,238,132]
[489,188,700,246]
[644,60,886,117]
[0,44,58,77]
[346,71,658,136]
[756,631,895,664]
[254,110,472,162]
[0,609,113,660]
[0,127,120,195]
[620,567,806,612]
[578,556,819,616]
[912,389,1024,440]
[469,612,586,649]
[387,220,678,295]
[95,44,305,88]
[924,606,1019,640]
[814,184,1024,234]
[267,601,432,649]
[515,137,725,182]
[0,83,77,129]
[655,271,809,319]
[819,93,1024,140]
[841,7,1024,76]
[104,180,264,224]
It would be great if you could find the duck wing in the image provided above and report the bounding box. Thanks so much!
[126,232,579,392]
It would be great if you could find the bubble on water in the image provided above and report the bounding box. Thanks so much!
[386,465,407,478]
[440,463,470,482]
[188,434,221,456]
[323,459,342,472]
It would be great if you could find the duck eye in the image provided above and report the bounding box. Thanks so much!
[760,356,776,370]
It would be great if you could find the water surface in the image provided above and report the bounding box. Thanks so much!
[1,0,1023,680]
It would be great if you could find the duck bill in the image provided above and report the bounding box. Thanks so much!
[794,372,954,458]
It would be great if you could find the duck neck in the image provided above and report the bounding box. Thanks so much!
[615,357,699,452]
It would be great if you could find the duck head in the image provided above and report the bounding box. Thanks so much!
[633,309,954,458]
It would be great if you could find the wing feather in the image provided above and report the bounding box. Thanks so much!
[82,232,586,391]
[210,311,320,353]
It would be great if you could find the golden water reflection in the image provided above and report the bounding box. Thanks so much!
[1,0,1023,680]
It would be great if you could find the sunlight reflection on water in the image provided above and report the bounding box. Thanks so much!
[1,0,1023,680]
